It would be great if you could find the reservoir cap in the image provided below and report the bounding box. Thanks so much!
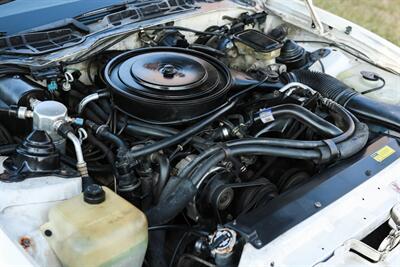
[84,184,105,204]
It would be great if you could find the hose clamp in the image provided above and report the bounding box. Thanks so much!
[323,139,340,159]
[217,142,233,162]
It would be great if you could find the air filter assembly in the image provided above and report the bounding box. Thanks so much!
[104,47,232,125]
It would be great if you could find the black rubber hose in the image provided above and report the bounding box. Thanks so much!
[124,124,171,139]
[318,122,369,162]
[228,100,357,150]
[0,144,17,155]
[85,120,128,152]
[146,178,196,226]
[70,90,108,121]
[83,109,103,124]
[122,120,178,139]
[154,154,170,203]
[146,145,321,226]
[128,120,179,135]
[346,95,400,131]
[98,130,127,151]
[286,70,400,132]
[266,104,343,137]
[98,98,112,114]
[72,80,92,95]
[178,101,355,180]
[141,174,154,210]
[147,231,168,267]
[128,100,237,159]
[86,134,115,166]
[88,103,108,121]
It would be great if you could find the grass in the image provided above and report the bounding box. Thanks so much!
[314,0,400,46]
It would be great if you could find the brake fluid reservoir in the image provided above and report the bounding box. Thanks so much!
[41,185,148,267]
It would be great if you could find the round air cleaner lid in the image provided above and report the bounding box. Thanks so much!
[104,47,232,124]
[128,52,208,90]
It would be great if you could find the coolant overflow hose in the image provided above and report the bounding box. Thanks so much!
[285,70,400,132]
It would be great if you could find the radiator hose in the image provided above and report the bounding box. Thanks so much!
[285,70,400,132]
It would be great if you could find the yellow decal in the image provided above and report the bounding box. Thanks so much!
[371,145,395,162]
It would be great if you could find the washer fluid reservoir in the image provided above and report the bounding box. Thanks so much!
[41,186,148,267]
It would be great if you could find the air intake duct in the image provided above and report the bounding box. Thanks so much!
[285,70,400,132]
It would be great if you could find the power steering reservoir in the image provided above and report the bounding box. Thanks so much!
[41,185,148,267]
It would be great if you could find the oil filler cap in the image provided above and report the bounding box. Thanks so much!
[84,184,105,204]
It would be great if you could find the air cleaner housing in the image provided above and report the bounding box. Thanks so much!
[104,47,232,124]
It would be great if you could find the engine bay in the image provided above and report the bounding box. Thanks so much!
[1,1,400,266]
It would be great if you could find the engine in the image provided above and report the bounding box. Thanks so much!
[0,11,399,267]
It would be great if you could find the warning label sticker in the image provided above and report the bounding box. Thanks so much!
[371,145,396,162]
